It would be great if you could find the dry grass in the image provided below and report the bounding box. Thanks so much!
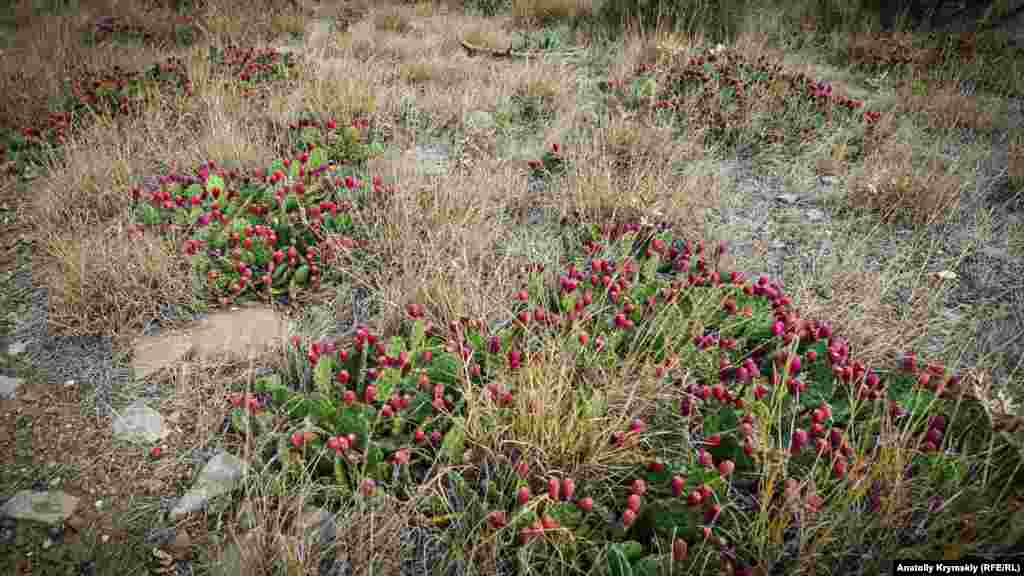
[893,77,1003,133]
[846,139,964,227]
[0,2,171,131]
[374,5,415,34]
[512,0,592,24]
[41,227,195,337]
[844,30,945,72]
[1011,133,1024,192]
[556,115,716,237]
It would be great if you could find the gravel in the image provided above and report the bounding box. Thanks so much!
[6,260,203,418]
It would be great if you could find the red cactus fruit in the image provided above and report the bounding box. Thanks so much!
[718,460,735,477]
[488,510,507,529]
[560,478,576,501]
[901,352,918,373]
[699,450,714,468]
[548,478,561,501]
[627,493,642,513]
[792,429,808,453]
[622,508,637,528]
[518,486,531,506]
[577,497,594,512]
[516,460,529,478]
[670,475,686,497]
[631,478,647,496]
[833,457,847,479]
[705,503,722,524]
[687,490,703,507]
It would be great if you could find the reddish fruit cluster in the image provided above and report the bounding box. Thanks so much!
[487,510,507,529]
[326,434,356,455]
[290,430,317,449]
[921,414,947,453]
[227,392,263,413]
[520,515,561,544]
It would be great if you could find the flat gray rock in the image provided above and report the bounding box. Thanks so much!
[6,340,27,355]
[0,375,23,400]
[0,490,80,525]
[112,399,167,443]
[169,451,249,520]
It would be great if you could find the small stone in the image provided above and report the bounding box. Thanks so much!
[49,477,61,487]
[805,209,826,222]
[42,537,53,549]
[0,491,80,525]
[0,375,24,400]
[101,533,110,543]
[95,500,103,510]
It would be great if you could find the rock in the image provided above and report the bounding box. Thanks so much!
[0,374,23,400]
[112,399,167,443]
[0,490,80,525]
[414,143,450,176]
[6,340,27,355]
[169,451,249,520]
[131,306,289,381]
[805,209,826,222]
[980,245,1011,261]
[776,193,799,204]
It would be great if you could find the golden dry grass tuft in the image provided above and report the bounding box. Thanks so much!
[844,30,945,72]
[463,338,654,476]
[846,139,964,227]
[41,227,195,337]
[512,0,592,24]
[893,77,1003,133]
